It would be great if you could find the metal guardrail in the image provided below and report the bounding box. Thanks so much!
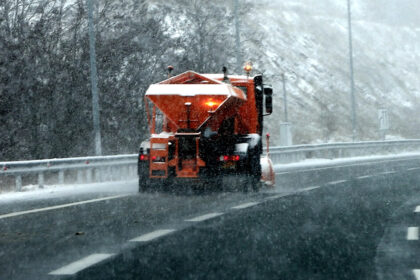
[1,139,420,192]
[268,139,420,164]
[0,155,138,192]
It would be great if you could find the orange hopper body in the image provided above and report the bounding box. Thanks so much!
[145,71,247,132]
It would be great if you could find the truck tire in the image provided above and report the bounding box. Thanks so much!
[242,174,260,193]
[242,177,249,193]
[138,176,150,192]
[251,175,261,192]
[245,152,261,193]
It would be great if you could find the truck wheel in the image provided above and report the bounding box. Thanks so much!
[251,176,261,192]
[242,175,254,193]
[243,153,261,193]
[242,180,249,193]
[243,175,260,193]
[138,177,150,192]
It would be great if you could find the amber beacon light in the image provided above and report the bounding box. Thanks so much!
[244,63,252,74]
[205,100,219,112]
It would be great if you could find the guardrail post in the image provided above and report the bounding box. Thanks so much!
[86,168,93,183]
[118,166,123,181]
[125,165,130,179]
[115,166,120,180]
[129,165,133,179]
[117,166,123,181]
[113,166,116,181]
[94,168,101,182]
[77,169,83,184]
[38,173,44,189]
[126,166,131,178]
[15,175,22,191]
[127,166,133,178]
[58,170,65,184]
[107,166,112,181]
[111,167,116,181]
[100,167,105,181]
[99,167,105,181]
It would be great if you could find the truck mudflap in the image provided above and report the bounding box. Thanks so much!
[260,156,275,187]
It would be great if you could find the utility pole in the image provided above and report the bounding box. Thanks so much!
[347,0,357,141]
[281,73,288,122]
[234,0,242,73]
[87,0,102,155]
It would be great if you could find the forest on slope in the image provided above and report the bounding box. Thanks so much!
[1,0,420,160]
[0,0,254,160]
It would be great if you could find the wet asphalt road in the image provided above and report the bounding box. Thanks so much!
[1,157,420,279]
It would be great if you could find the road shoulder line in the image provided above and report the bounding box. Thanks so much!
[185,212,224,222]
[49,253,114,275]
[231,202,259,210]
[130,229,175,242]
[407,227,419,240]
[413,269,420,280]
[327,180,347,185]
[0,194,129,220]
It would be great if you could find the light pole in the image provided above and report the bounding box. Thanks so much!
[347,0,357,141]
[281,73,288,122]
[87,0,102,155]
[234,0,242,73]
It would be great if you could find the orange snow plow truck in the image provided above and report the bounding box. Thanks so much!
[138,66,275,192]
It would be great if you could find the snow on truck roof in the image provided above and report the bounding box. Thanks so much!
[145,71,247,99]
[146,84,243,97]
[202,74,251,82]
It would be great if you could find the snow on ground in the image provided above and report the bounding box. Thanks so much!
[0,180,138,204]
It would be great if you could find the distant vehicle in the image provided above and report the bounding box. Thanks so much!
[138,65,274,192]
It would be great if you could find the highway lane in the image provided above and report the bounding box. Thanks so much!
[376,190,420,280]
[0,189,272,280]
[0,157,419,279]
[70,166,420,280]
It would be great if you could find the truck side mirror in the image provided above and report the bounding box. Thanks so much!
[264,86,273,115]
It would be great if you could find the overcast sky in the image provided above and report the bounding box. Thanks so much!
[361,0,420,26]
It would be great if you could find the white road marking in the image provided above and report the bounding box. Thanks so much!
[301,186,320,191]
[49,253,114,275]
[413,269,420,280]
[408,167,420,171]
[266,186,321,201]
[414,206,420,213]
[0,194,129,220]
[231,202,259,210]
[407,227,419,240]
[185,212,223,222]
[380,171,396,175]
[266,194,288,200]
[130,229,175,242]
[327,180,347,185]
[357,175,372,180]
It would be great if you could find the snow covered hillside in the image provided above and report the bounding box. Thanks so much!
[241,0,420,145]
